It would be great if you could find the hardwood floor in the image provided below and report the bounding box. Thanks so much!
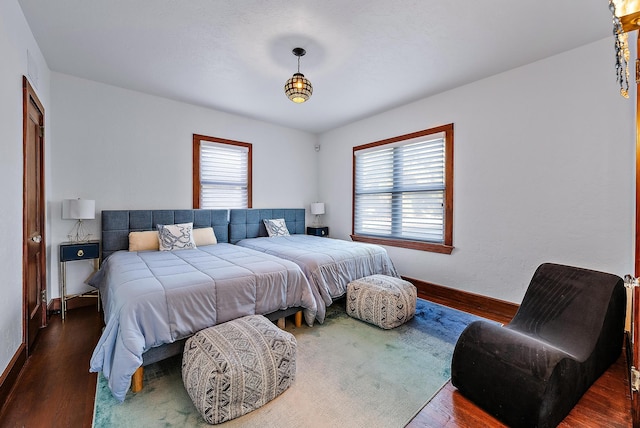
[0,305,102,428]
[408,291,633,428]
[0,298,632,427]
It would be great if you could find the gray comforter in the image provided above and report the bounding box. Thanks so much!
[89,243,317,402]
[236,235,399,322]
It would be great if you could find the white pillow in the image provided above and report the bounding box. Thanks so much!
[263,218,290,237]
[193,227,217,246]
[157,222,197,251]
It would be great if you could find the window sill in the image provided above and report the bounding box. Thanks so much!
[350,234,454,255]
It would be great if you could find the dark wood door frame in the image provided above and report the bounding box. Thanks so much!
[22,76,47,352]
[633,33,640,428]
[0,76,47,415]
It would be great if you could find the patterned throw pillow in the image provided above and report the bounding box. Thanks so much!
[263,218,290,237]
[157,222,197,251]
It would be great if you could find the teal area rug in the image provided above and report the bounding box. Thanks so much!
[93,299,484,428]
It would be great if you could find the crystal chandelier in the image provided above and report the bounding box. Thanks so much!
[610,0,630,98]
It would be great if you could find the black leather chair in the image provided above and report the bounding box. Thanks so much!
[451,263,626,428]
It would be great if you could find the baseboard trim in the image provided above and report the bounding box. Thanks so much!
[0,343,27,417]
[49,296,97,313]
[48,298,58,312]
[404,276,519,324]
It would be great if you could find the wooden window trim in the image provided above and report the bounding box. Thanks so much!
[350,234,454,254]
[351,123,454,254]
[192,134,253,209]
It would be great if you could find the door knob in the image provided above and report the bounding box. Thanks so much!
[31,235,42,243]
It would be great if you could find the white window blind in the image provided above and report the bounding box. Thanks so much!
[199,141,249,209]
[354,136,446,243]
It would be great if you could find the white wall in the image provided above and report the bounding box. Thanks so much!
[2,3,635,383]
[0,0,51,377]
[318,38,636,304]
[49,73,319,296]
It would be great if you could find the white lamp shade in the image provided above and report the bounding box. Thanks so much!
[63,199,95,220]
[310,202,325,215]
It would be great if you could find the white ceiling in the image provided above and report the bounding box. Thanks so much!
[18,1,613,134]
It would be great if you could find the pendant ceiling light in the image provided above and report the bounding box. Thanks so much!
[284,47,313,103]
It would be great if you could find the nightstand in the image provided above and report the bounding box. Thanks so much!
[307,226,329,237]
[59,241,100,320]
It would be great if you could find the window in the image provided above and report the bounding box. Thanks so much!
[352,124,453,254]
[193,134,252,209]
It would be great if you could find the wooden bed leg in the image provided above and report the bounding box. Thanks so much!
[294,311,302,328]
[277,317,286,329]
[131,366,144,393]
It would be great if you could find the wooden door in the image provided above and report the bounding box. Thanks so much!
[633,32,640,428]
[23,76,46,354]
[627,286,640,428]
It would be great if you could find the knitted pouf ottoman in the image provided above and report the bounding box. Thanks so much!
[182,315,297,425]
[346,274,417,329]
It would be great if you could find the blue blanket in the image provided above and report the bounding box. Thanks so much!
[89,243,317,402]
[236,235,399,322]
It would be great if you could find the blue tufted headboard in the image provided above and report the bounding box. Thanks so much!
[229,208,305,244]
[101,209,230,260]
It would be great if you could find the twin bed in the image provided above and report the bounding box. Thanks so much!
[89,208,399,401]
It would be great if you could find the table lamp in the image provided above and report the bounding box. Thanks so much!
[63,198,95,242]
[310,202,325,226]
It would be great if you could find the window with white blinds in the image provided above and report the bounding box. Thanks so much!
[193,135,252,209]
[352,124,453,253]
